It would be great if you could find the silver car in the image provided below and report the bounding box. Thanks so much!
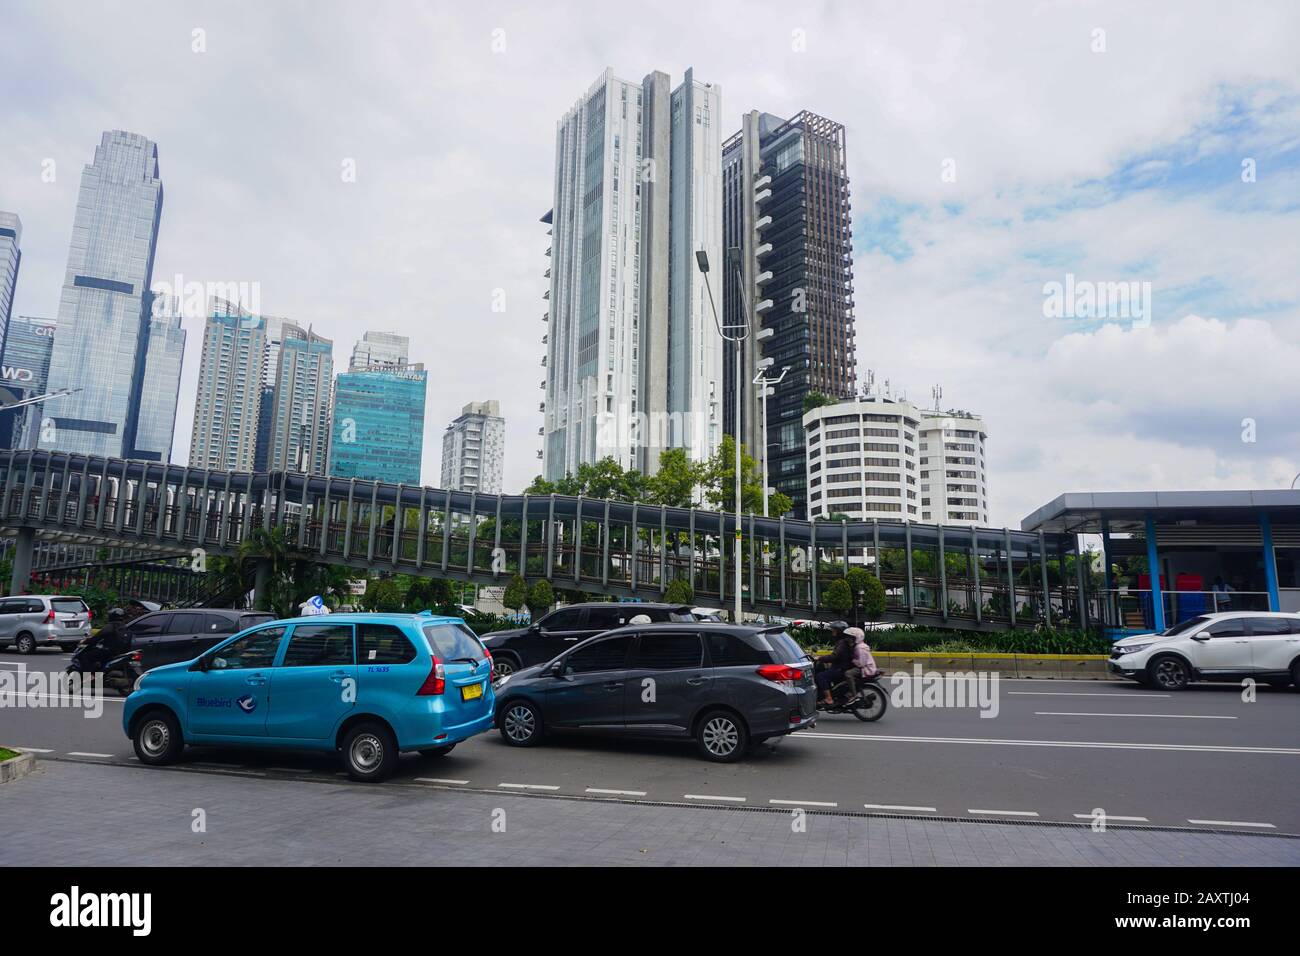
[0,595,92,654]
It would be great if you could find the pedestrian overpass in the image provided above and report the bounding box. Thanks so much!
[0,449,1090,631]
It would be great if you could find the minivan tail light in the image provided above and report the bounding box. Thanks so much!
[417,657,446,695]
[45,609,55,623]
[757,664,804,686]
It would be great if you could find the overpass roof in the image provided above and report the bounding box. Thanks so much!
[1021,490,1300,535]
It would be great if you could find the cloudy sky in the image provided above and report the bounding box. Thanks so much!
[2,0,1297,527]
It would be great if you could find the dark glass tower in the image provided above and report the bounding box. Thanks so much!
[723,110,857,518]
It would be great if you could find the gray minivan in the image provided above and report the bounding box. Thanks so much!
[492,623,818,762]
[0,595,92,653]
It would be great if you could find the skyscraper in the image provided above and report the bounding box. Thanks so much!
[349,330,409,371]
[329,364,427,485]
[40,130,164,459]
[189,300,267,472]
[723,110,857,518]
[253,313,294,471]
[0,315,55,450]
[540,67,722,482]
[0,211,22,356]
[131,294,186,462]
[442,400,505,494]
[268,326,333,475]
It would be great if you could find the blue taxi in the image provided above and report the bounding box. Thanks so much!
[122,613,494,781]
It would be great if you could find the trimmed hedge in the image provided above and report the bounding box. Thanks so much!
[786,623,1111,655]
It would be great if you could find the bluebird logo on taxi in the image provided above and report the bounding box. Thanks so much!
[236,695,257,713]
[49,886,151,936]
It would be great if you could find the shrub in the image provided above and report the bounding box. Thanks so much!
[526,579,555,615]
[822,579,853,615]
[664,578,694,605]
[502,574,527,611]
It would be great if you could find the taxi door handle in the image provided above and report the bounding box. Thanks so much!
[329,670,348,682]
[245,675,267,686]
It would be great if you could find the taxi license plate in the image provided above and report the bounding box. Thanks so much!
[461,683,484,701]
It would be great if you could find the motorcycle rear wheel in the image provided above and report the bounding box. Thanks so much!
[851,686,888,722]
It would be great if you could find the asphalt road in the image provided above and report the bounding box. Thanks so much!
[3,648,1298,835]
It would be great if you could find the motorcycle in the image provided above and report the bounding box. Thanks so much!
[65,639,136,697]
[812,659,888,722]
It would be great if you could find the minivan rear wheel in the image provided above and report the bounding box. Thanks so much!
[341,722,398,782]
[696,709,749,763]
[499,699,543,747]
[15,632,36,655]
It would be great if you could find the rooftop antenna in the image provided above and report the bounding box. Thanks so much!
[931,384,943,412]
[863,369,875,398]
[883,378,891,399]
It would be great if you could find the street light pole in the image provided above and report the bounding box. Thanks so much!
[697,248,749,623]
[752,363,790,517]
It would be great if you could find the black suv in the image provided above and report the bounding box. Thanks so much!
[117,608,275,671]
[482,602,695,679]
[493,623,818,761]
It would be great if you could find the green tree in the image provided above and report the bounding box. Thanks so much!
[698,434,792,516]
[404,575,455,613]
[646,447,699,507]
[823,578,854,615]
[803,391,837,414]
[846,566,886,621]
[664,577,694,605]
[526,579,555,614]
[502,573,528,611]
[360,576,403,612]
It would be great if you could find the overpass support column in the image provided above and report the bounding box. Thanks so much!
[9,527,35,594]
[1145,513,1164,632]
[1259,512,1280,612]
[254,558,272,611]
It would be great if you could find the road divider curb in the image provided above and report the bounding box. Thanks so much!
[872,651,1116,680]
[0,747,38,784]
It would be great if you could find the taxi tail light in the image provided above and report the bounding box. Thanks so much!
[45,610,56,623]
[417,657,446,695]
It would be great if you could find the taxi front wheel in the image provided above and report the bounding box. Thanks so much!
[341,722,398,782]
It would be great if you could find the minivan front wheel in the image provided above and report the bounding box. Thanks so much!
[15,632,36,655]
[696,709,749,763]
[1150,655,1190,691]
[133,710,184,766]
[341,722,398,782]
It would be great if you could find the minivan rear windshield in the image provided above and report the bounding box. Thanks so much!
[423,623,487,662]
[765,631,812,663]
[51,599,88,614]
[668,611,696,622]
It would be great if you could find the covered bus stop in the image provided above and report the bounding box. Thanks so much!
[1023,490,1300,639]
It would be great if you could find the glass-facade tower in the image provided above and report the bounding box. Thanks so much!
[39,130,164,458]
[329,366,427,484]
[132,294,186,462]
[0,211,21,356]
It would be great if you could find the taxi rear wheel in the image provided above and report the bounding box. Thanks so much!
[341,722,398,782]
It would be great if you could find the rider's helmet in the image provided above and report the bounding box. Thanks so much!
[845,626,866,642]
[827,620,848,634]
[107,607,126,621]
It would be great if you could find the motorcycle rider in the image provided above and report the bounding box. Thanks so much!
[815,620,853,706]
[72,607,131,673]
[843,626,879,698]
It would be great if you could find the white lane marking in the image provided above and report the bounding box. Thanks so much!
[683,793,746,803]
[417,777,469,785]
[66,751,112,758]
[968,808,1040,817]
[864,803,937,813]
[497,782,560,791]
[1034,712,1236,720]
[794,732,1300,755]
[1187,819,1276,829]
[1010,691,1170,698]
[769,798,838,808]
[586,787,647,796]
[1073,813,1150,822]
[10,692,125,704]
[13,747,55,753]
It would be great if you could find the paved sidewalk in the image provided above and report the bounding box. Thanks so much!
[2,761,1297,866]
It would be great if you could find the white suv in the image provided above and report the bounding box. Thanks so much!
[1109,611,1300,691]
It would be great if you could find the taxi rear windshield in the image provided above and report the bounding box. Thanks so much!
[423,622,487,662]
